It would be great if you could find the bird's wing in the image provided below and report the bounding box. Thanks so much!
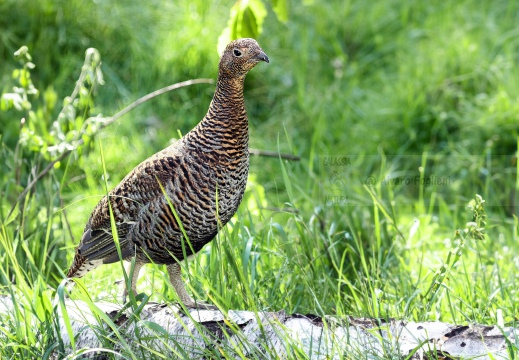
[75,154,183,265]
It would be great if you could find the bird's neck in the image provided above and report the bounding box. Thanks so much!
[208,76,247,130]
[190,75,249,152]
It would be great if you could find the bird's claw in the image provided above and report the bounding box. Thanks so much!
[177,300,219,314]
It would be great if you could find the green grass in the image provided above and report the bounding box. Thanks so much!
[1,0,519,358]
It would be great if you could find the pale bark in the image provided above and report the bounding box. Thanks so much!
[0,297,516,359]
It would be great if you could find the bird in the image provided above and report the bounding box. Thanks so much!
[66,38,269,309]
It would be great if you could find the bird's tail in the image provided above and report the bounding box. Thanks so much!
[66,252,103,278]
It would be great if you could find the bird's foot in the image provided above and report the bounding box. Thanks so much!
[117,282,137,304]
[178,299,218,312]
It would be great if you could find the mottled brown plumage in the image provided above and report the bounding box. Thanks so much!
[67,38,269,308]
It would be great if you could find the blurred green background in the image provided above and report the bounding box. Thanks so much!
[0,0,518,325]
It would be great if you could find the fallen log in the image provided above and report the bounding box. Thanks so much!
[0,297,516,359]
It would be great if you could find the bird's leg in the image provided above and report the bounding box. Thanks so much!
[120,260,144,303]
[167,262,217,310]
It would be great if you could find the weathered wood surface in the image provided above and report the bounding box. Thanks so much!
[0,297,516,359]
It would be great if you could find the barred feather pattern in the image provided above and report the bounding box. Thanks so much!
[67,38,268,279]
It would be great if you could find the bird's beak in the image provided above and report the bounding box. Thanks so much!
[255,51,269,63]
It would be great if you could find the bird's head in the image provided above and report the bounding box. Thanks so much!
[218,38,269,79]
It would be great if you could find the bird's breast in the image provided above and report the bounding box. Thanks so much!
[197,149,249,224]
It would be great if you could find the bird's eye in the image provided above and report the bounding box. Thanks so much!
[233,49,242,57]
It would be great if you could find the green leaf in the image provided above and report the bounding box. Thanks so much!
[1,93,23,111]
[138,320,169,336]
[4,203,19,226]
[57,281,75,351]
[247,0,267,34]
[43,86,58,111]
[271,0,288,23]
[217,0,268,54]
[241,6,258,38]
